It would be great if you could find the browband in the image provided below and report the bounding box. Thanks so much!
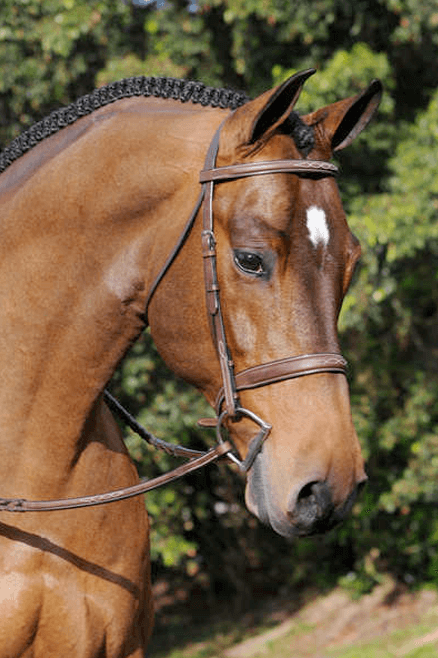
[200,159,339,183]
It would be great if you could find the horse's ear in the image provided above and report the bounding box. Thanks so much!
[305,79,383,152]
[220,69,316,152]
[247,69,317,144]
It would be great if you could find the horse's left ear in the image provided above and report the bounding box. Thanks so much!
[305,79,383,151]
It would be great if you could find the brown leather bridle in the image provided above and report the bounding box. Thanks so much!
[0,120,347,512]
[196,125,346,471]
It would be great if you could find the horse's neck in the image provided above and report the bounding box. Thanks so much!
[0,98,225,492]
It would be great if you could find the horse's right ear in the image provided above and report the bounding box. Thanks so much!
[304,79,383,152]
[219,69,316,157]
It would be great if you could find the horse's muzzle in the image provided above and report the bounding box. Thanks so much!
[246,452,367,538]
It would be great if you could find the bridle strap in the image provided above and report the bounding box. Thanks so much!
[214,353,347,414]
[201,125,240,417]
[200,158,338,183]
[144,186,205,323]
[0,441,232,513]
[104,389,205,459]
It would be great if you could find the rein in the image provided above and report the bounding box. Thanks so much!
[0,121,346,513]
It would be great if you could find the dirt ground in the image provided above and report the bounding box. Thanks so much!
[150,575,438,657]
[223,578,438,658]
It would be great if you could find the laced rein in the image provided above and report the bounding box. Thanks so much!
[0,123,345,513]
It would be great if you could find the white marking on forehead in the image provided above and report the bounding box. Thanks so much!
[306,206,330,248]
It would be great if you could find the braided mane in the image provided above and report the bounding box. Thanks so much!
[0,76,250,175]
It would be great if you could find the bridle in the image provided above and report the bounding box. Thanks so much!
[197,125,345,471]
[0,120,347,513]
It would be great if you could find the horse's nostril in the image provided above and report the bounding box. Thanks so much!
[290,481,335,535]
[297,481,319,503]
[298,480,333,514]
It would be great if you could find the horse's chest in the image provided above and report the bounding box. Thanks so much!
[0,538,142,658]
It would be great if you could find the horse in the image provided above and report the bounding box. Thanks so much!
[0,70,381,657]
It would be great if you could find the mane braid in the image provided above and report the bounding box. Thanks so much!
[0,76,250,175]
[280,111,315,156]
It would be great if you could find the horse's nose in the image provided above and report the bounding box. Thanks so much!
[287,480,365,536]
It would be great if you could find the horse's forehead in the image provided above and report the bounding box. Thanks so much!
[215,131,346,236]
[222,171,341,239]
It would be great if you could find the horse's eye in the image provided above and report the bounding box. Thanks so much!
[234,250,265,276]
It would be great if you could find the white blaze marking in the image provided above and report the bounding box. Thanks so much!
[306,206,330,248]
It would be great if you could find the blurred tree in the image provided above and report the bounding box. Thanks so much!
[339,86,438,589]
[0,0,148,144]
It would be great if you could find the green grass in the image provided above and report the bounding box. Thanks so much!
[244,611,438,658]
[149,588,438,658]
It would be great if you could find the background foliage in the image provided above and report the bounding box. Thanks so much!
[1,0,438,611]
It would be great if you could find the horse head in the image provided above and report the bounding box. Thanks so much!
[148,71,382,538]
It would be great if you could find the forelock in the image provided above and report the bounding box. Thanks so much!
[280,111,315,156]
